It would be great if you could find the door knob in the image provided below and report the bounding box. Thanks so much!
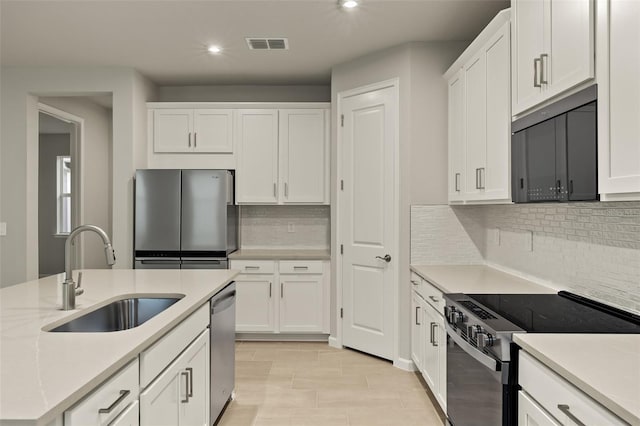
[376,254,391,263]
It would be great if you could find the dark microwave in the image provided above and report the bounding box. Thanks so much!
[511,85,598,203]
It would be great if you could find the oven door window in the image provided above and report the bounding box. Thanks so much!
[446,330,505,426]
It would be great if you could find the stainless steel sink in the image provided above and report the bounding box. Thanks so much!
[47,295,185,332]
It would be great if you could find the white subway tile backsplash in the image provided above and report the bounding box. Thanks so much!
[240,205,330,249]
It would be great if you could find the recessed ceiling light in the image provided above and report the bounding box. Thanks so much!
[340,0,359,9]
[208,45,222,54]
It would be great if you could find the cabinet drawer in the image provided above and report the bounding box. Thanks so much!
[230,260,275,274]
[64,359,139,426]
[414,276,444,314]
[519,351,627,426]
[140,303,209,388]
[279,260,322,274]
[410,272,423,292]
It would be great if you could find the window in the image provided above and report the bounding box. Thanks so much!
[56,156,71,234]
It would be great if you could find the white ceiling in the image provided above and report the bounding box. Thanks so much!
[1,0,509,85]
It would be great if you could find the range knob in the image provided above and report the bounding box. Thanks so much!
[468,325,482,339]
[476,332,495,349]
[448,307,464,325]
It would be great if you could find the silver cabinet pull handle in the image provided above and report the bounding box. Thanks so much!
[431,323,438,346]
[98,390,130,414]
[186,367,193,397]
[479,168,485,189]
[375,254,391,263]
[429,296,439,303]
[194,132,197,148]
[475,168,480,189]
[181,371,190,403]
[188,132,192,147]
[415,306,420,325]
[293,266,308,270]
[280,282,284,298]
[455,173,461,192]
[411,280,420,286]
[534,58,542,88]
[273,183,277,197]
[269,282,272,298]
[557,404,586,426]
[285,182,289,197]
[429,322,435,344]
[540,54,548,84]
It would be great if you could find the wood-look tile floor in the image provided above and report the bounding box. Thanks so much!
[217,342,445,426]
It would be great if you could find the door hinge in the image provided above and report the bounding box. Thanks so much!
[341,114,344,127]
[340,180,344,191]
[340,308,343,318]
[340,244,343,255]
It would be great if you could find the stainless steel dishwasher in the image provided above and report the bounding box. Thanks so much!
[210,282,236,425]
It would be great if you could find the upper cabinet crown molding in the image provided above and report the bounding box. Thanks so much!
[511,0,595,117]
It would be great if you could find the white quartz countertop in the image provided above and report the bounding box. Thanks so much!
[514,334,640,425]
[229,249,330,260]
[0,269,238,426]
[410,264,555,294]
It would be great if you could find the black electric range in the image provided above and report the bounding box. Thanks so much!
[443,291,640,426]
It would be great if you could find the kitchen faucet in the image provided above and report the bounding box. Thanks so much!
[62,225,116,310]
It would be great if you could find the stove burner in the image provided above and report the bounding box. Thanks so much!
[459,300,497,320]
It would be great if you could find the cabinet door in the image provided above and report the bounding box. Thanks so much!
[484,21,511,201]
[512,0,545,115]
[545,0,594,99]
[279,109,328,204]
[139,360,181,426]
[448,69,465,202]
[109,401,139,426]
[180,331,210,426]
[411,292,423,372]
[153,109,193,153]
[235,275,276,332]
[421,304,439,393]
[463,51,487,200]
[193,109,233,153]
[598,0,640,198]
[279,275,323,333]
[236,109,279,203]
[518,391,561,426]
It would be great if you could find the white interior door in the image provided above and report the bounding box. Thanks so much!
[340,84,396,361]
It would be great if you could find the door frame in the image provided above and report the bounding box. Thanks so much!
[335,78,401,365]
[38,102,85,270]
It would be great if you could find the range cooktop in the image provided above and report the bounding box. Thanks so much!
[466,291,640,334]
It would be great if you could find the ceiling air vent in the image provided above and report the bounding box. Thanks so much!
[246,38,289,50]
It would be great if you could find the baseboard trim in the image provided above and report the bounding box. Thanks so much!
[328,335,341,349]
[394,357,416,371]
[236,333,329,342]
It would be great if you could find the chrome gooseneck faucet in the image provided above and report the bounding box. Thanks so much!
[62,225,116,310]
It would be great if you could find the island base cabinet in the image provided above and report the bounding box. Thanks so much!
[140,330,210,426]
[109,401,140,426]
[64,359,139,426]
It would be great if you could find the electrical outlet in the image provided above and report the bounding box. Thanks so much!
[0,222,6,237]
[287,222,295,233]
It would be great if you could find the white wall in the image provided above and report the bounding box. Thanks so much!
[40,96,113,270]
[330,42,466,361]
[157,85,330,102]
[0,67,157,287]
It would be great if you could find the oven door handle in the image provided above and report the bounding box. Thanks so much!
[445,323,499,371]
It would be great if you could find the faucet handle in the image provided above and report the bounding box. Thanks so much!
[75,272,84,296]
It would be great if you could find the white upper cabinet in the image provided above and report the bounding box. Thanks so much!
[512,0,595,116]
[236,108,329,205]
[446,10,511,204]
[279,109,329,204]
[597,0,640,200]
[153,108,233,153]
[236,109,280,204]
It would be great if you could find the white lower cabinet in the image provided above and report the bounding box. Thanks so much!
[109,401,140,426]
[519,351,627,426]
[64,359,139,426]
[410,272,446,411]
[231,259,328,334]
[140,330,210,426]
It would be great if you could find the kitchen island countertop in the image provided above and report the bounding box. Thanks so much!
[0,269,237,426]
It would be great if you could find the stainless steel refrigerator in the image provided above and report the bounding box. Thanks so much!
[134,169,238,269]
